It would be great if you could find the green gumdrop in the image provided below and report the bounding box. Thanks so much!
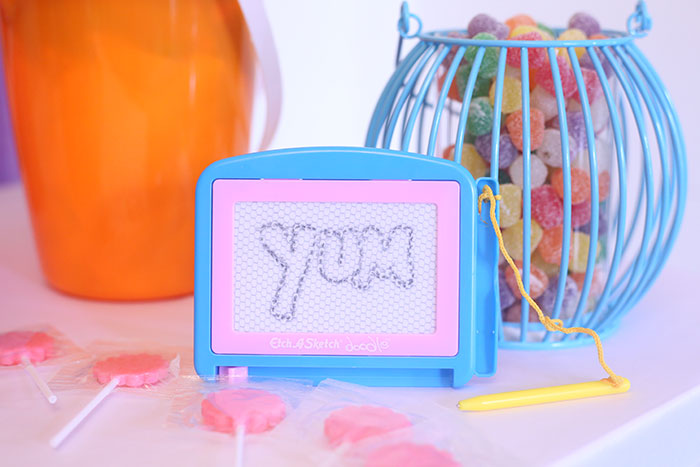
[537,23,556,39]
[456,64,492,100]
[467,97,494,136]
[498,169,512,185]
[464,32,499,79]
[464,132,477,144]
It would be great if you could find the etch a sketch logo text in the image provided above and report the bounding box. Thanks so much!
[259,222,416,322]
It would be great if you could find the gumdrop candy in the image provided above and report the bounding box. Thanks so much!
[535,55,577,99]
[467,97,494,135]
[530,85,559,121]
[324,405,412,447]
[552,111,587,152]
[571,200,592,228]
[499,169,512,184]
[533,250,560,277]
[456,64,492,100]
[498,183,522,228]
[579,45,614,78]
[537,225,564,264]
[366,442,459,467]
[442,143,488,178]
[508,154,548,189]
[504,260,549,299]
[505,108,545,151]
[571,267,605,296]
[489,76,522,114]
[475,133,518,169]
[537,23,556,40]
[505,14,537,32]
[503,302,541,323]
[598,170,611,201]
[577,207,609,236]
[502,219,543,261]
[506,31,547,70]
[465,32,500,79]
[467,13,509,39]
[573,68,603,104]
[509,24,541,37]
[568,12,601,37]
[537,275,580,319]
[557,28,588,59]
[570,95,611,133]
[499,268,517,309]
[437,69,462,102]
[569,231,596,273]
[531,185,564,228]
[537,128,579,167]
[552,167,592,204]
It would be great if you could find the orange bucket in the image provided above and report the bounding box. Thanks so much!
[1,0,261,300]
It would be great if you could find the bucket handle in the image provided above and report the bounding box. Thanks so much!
[239,0,282,151]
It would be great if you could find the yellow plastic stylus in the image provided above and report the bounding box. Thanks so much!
[458,378,631,411]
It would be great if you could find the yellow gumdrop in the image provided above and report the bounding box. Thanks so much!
[498,183,522,228]
[557,28,588,59]
[502,219,543,261]
[533,250,560,278]
[445,144,488,178]
[537,28,555,41]
[569,231,594,273]
[509,25,542,38]
[489,76,522,114]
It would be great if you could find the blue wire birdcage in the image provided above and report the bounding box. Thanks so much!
[366,2,687,349]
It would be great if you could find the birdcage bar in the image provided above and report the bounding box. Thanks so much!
[454,47,486,165]
[427,46,465,157]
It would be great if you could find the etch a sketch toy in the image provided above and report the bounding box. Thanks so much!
[194,147,499,387]
[195,0,686,397]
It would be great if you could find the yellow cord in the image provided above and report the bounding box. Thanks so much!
[478,185,624,387]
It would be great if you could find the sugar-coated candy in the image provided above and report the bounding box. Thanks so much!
[506,32,547,70]
[535,55,577,99]
[508,154,548,189]
[568,12,601,37]
[366,442,459,467]
[92,353,170,387]
[505,14,537,32]
[579,45,614,78]
[569,231,595,273]
[538,225,564,264]
[467,13,509,39]
[533,250,561,277]
[0,331,54,366]
[475,133,518,169]
[552,167,592,204]
[201,389,287,434]
[537,23,556,40]
[557,28,588,59]
[437,69,461,101]
[498,183,522,228]
[455,64,492,100]
[552,111,588,155]
[504,260,549,299]
[467,97,494,136]
[442,143,488,178]
[537,275,580,319]
[509,24,540,38]
[499,169,512,185]
[577,207,609,236]
[569,95,611,133]
[324,405,412,447]
[573,68,603,104]
[571,200,592,228]
[537,128,578,167]
[443,32,470,67]
[502,219,543,261]
[503,302,541,323]
[505,108,545,151]
[571,267,605,296]
[489,76,522,114]
[596,170,611,201]
[465,33,500,79]
[530,85,559,121]
[531,185,564,228]
[499,268,517,309]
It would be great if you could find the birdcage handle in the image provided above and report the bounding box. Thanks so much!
[627,1,652,36]
[397,2,422,39]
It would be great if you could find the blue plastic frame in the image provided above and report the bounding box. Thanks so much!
[194,147,498,387]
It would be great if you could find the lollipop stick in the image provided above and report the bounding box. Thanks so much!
[235,424,246,467]
[50,377,120,448]
[20,355,57,404]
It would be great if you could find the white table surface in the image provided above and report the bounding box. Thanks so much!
[1,175,699,467]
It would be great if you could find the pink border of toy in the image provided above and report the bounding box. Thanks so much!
[211,179,460,357]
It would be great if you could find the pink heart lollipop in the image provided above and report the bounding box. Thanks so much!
[365,442,459,467]
[0,331,57,403]
[200,389,287,467]
[51,352,171,448]
[324,405,412,447]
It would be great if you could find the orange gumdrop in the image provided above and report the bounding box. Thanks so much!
[571,268,605,296]
[504,260,549,299]
[538,225,565,264]
[552,167,592,204]
[505,14,537,32]
[598,171,611,201]
[505,108,545,151]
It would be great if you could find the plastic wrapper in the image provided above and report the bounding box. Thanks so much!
[0,324,86,371]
